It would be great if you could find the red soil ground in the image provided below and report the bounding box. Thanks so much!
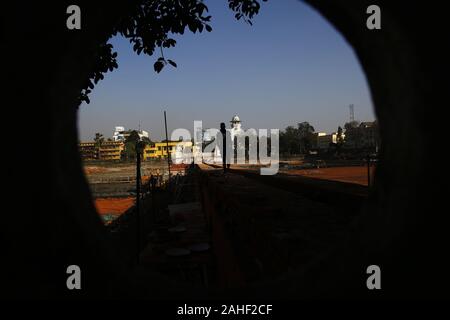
[171,164,189,171]
[84,166,108,175]
[284,166,375,186]
[94,197,135,215]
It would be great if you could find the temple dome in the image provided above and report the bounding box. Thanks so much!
[231,115,241,123]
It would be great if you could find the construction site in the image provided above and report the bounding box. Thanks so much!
[84,160,188,224]
[84,156,375,293]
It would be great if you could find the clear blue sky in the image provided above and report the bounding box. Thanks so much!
[78,0,375,141]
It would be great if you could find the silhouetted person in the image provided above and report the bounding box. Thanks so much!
[220,122,226,172]
[218,122,232,173]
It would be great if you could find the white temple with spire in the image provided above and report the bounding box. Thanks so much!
[213,115,245,164]
[230,115,244,140]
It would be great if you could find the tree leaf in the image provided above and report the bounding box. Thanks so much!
[154,61,164,73]
[188,22,196,33]
[167,59,177,68]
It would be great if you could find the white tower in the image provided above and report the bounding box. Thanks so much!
[230,115,241,130]
[230,115,243,141]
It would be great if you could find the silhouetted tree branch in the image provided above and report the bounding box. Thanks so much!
[79,0,267,105]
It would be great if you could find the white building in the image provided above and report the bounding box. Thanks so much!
[113,126,149,142]
[113,126,125,141]
[316,132,345,149]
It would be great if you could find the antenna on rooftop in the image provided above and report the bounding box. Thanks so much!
[349,104,355,122]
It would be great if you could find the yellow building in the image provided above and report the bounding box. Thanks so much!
[98,141,124,161]
[79,141,124,161]
[79,142,97,160]
[143,141,192,160]
[79,139,192,161]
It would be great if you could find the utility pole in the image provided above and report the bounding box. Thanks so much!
[135,140,142,264]
[164,111,171,179]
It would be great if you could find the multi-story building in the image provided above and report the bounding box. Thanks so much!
[143,143,157,160]
[98,141,124,161]
[344,121,379,151]
[78,141,124,161]
[79,142,97,160]
[359,121,379,150]
[315,132,345,150]
[112,126,126,141]
[143,141,193,160]
[315,132,328,149]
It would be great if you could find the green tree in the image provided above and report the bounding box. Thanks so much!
[122,131,153,160]
[141,136,153,146]
[297,122,315,154]
[93,133,104,148]
[280,126,301,155]
[344,121,362,149]
[93,133,104,160]
[122,130,140,161]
